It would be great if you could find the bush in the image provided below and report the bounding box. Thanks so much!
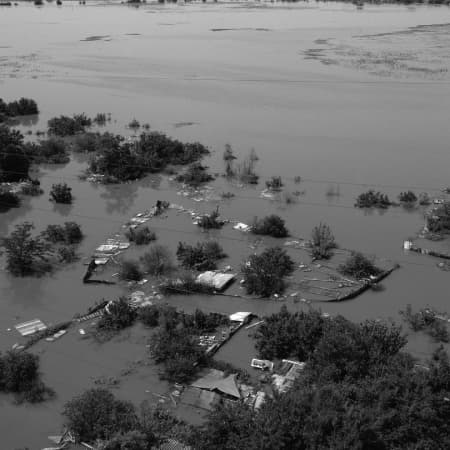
[97,297,138,331]
[0,188,21,212]
[49,182,72,204]
[197,207,224,230]
[63,388,138,442]
[175,162,214,187]
[400,305,449,343]
[176,240,226,271]
[251,215,289,238]
[242,247,294,297]
[355,190,391,208]
[140,245,173,276]
[339,252,382,280]
[48,113,92,136]
[310,222,337,260]
[73,132,100,153]
[119,260,143,281]
[138,305,161,327]
[128,118,140,129]
[426,201,450,233]
[265,176,283,191]
[126,226,156,245]
[398,191,417,203]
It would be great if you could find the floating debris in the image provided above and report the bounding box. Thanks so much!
[15,319,47,336]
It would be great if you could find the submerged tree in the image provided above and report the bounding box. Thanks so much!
[310,222,337,260]
[49,182,73,204]
[0,222,50,276]
[223,143,237,177]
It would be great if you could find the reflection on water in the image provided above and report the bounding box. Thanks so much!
[101,182,139,214]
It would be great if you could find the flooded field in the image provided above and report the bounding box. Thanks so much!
[1,2,450,447]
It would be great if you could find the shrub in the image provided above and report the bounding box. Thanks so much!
[265,176,283,191]
[197,207,224,230]
[400,305,449,343]
[175,162,214,187]
[176,240,226,271]
[355,190,391,208]
[398,191,417,203]
[125,226,156,245]
[138,305,161,327]
[119,260,143,281]
[128,118,140,129]
[49,183,72,204]
[0,188,21,212]
[310,222,337,260]
[97,297,138,331]
[140,245,173,276]
[48,113,92,136]
[339,252,382,280]
[418,192,431,206]
[242,247,294,297]
[251,215,289,238]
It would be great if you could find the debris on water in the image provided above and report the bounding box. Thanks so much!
[15,318,47,336]
[233,222,250,232]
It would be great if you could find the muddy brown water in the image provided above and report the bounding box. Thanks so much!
[1,2,450,447]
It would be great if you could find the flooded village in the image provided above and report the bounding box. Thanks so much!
[1,1,450,449]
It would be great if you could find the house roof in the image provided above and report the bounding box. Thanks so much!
[180,386,221,411]
[229,311,252,323]
[192,369,241,399]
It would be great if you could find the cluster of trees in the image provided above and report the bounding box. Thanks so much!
[0,125,30,182]
[63,389,190,447]
[175,162,214,187]
[0,97,38,122]
[23,137,69,164]
[242,247,294,296]
[355,190,391,208]
[193,307,450,449]
[265,176,283,191]
[223,145,259,184]
[196,207,225,229]
[176,240,226,271]
[251,214,289,238]
[89,131,209,182]
[0,350,53,403]
[47,113,92,136]
[0,221,83,276]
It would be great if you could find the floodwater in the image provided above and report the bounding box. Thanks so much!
[1,2,450,447]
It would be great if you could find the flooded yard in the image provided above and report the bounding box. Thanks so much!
[1,1,450,447]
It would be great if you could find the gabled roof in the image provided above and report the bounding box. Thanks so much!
[192,369,241,399]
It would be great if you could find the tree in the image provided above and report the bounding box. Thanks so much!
[0,222,50,276]
[63,388,138,442]
[140,245,173,276]
[119,260,143,281]
[0,125,29,182]
[223,143,237,177]
[97,297,137,331]
[176,240,226,271]
[310,222,337,260]
[339,252,382,280]
[241,247,294,296]
[49,182,73,204]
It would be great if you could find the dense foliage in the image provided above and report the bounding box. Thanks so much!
[119,259,143,281]
[48,113,92,136]
[140,244,173,275]
[0,350,53,403]
[242,247,294,296]
[338,251,382,279]
[97,297,138,332]
[49,182,73,204]
[310,222,337,260]
[398,190,418,203]
[24,138,69,164]
[251,214,289,238]
[175,162,214,186]
[125,226,156,245]
[401,305,449,343]
[0,97,38,121]
[176,240,226,270]
[355,190,391,208]
[42,222,83,244]
[194,307,450,450]
[0,125,30,182]
[89,131,209,182]
[426,201,450,233]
